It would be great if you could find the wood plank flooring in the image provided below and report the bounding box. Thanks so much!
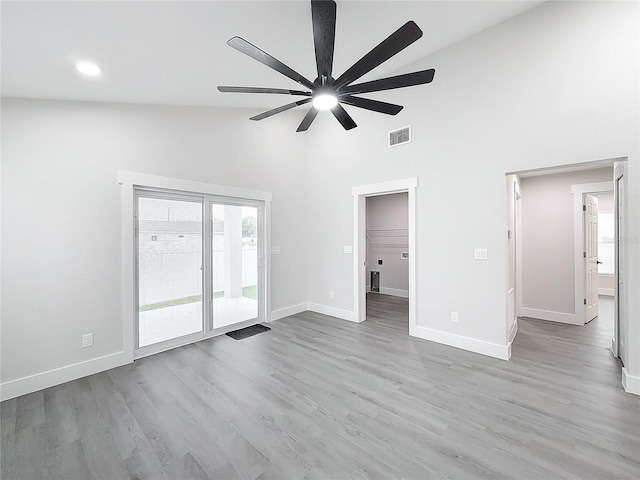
[2,294,639,479]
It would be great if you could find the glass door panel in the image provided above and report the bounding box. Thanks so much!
[137,196,203,347]
[211,203,259,329]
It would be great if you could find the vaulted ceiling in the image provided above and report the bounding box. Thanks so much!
[1,1,545,109]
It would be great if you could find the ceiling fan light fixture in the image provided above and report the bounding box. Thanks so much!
[312,93,338,110]
[218,0,435,131]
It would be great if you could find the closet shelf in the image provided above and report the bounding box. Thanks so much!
[370,243,408,248]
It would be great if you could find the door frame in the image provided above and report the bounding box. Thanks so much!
[352,178,417,332]
[119,170,272,362]
[134,189,207,358]
[571,181,613,325]
[613,161,626,359]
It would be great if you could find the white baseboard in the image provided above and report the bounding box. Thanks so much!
[307,303,358,322]
[508,319,518,343]
[599,288,615,297]
[0,351,130,402]
[269,303,307,322]
[622,367,640,395]
[378,287,409,298]
[521,307,581,326]
[410,325,510,360]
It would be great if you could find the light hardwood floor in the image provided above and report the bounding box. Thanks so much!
[2,294,639,479]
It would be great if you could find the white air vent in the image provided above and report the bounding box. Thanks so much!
[388,125,411,148]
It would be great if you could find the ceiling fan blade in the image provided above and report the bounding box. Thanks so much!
[331,104,357,130]
[311,0,336,83]
[333,21,423,90]
[218,86,311,96]
[339,95,403,115]
[296,107,320,132]
[339,69,435,94]
[227,36,316,90]
[250,98,312,121]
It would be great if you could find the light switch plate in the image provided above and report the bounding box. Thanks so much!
[344,246,353,254]
[474,248,488,260]
[271,246,282,255]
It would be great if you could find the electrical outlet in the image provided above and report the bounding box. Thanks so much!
[474,249,488,260]
[378,259,383,265]
[451,312,459,323]
[343,246,353,254]
[330,291,335,299]
[82,333,93,348]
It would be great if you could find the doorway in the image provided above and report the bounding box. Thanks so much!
[506,159,626,368]
[366,193,409,299]
[352,178,417,332]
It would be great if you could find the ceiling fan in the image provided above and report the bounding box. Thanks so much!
[217,0,435,132]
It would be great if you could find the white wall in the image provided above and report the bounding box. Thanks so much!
[366,193,409,296]
[305,0,639,375]
[595,191,614,212]
[1,99,308,387]
[2,0,639,397]
[520,168,612,316]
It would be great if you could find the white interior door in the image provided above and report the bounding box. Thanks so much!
[507,179,520,336]
[585,194,599,323]
[616,174,626,363]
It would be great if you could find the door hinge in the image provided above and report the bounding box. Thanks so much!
[583,205,586,212]
[584,298,587,305]
[583,251,586,258]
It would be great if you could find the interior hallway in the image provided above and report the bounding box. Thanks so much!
[2,295,638,479]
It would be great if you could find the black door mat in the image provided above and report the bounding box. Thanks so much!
[226,324,271,340]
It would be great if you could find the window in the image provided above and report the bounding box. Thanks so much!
[598,211,614,275]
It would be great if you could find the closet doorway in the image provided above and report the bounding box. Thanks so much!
[352,178,417,333]
[366,193,409,300]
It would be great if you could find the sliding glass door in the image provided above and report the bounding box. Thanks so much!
[210,203,259,329]
[137,195,203,349]
[135,190,264,356]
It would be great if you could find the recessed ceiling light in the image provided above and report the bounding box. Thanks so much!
[312,94,338,111]
[75,62,102,77]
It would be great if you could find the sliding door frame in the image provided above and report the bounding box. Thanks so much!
[205,196,265,334]
[135,188,210,358]
[119,171,271,362]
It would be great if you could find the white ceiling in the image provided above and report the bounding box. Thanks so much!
[1,1,545,109]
